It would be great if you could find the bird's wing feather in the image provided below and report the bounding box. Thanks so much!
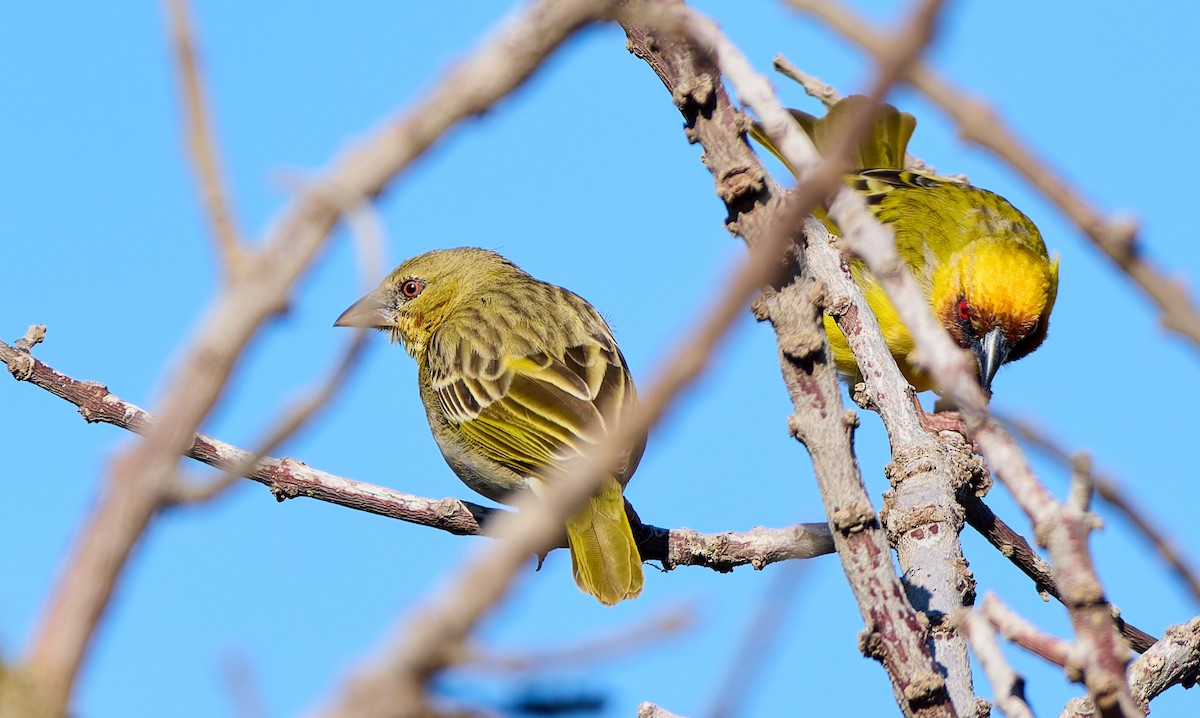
[425,320,639,483]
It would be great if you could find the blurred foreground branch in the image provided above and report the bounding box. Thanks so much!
[791,0,1200,350]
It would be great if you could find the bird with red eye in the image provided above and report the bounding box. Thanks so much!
[335,247,647,605]
[399,279,424,300]
[749,96,1059,397]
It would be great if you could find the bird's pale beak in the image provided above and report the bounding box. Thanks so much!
[977,327,1011,393]
[334,291,392,328]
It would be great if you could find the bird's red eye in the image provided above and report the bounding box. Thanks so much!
[400,279,424,299]
[958,299,971,322]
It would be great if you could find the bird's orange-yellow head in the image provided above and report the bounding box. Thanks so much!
[930,239,1059,391]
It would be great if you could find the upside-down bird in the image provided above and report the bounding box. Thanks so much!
[751,96,1059,393]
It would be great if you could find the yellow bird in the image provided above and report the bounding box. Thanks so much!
[751,96,1059,393]
[336,248,644,605]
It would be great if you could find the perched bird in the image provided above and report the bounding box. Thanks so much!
[335,248,645,605]
[750,96,1059,393]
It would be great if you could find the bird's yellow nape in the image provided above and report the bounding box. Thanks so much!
[932,239,1059,379]
[954,241,1057,327]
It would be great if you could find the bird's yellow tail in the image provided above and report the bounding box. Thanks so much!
[748,95,916,173]
[565,476,643,606]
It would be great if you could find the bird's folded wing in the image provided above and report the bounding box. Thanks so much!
[425,326,637,483]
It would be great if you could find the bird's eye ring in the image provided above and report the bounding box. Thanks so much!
[400,279,424,299]
[957,299,971,322]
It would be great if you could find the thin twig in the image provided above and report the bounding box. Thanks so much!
[959,604,1034,718]
[168,201,384,504]
[626,0,963,715]
[461,607,693,673]
[167,0,244,274]
[0,331,833,568]
[962,495,1157,654]
[772,55,841,107]
[771,54,937,174]
[1005,416,1200,605]
[20,0,643,708]
[789,0,1200,350]
[979,594,1072,670]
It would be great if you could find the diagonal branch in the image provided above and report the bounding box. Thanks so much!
[625,0,965,715]
[959,602,1034,718]
[167,0,245,274]
[789,0,1200,351]
[16,0,650,710]
[1005,416,1200,605]
[962,495,1157,654]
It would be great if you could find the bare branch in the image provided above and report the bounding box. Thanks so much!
[461,607,693,673]
[842,187,1139,715]
[19,0,641,707]
[1127,616,1200,708]
[1062,615,1200,717]
[960,605,1034,718]
[806,215,980,710]
[0,331,832,570]
[980,594,1072,670]
[789,0,1200,350]
[625,0,966,715]
[788,63,1143,718]
[166,0,244,274]
[1006,416,1200,605]
[962,495,1157,654]
[772,55,841,107]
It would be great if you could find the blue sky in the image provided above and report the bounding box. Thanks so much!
[2,2,1198,716]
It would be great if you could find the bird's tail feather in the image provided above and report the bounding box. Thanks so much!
[565,476,643,606]
[748,95,916,173]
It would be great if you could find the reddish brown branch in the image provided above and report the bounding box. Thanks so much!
[0,331,833,572]
[963,495,1157,654]
[799,41,1142,718]
[807,217,979,711]
[623,1,963,715]
[790,0,1200,351]
[978,594,1072,669]
[11,0,682,709]
[1005,417,1200,605]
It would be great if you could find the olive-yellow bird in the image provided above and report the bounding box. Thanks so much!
[336,248,644,605]
[751,96,1059,392]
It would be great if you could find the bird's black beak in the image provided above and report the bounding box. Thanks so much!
[976,327,1011,393]
[334,291,391,328]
